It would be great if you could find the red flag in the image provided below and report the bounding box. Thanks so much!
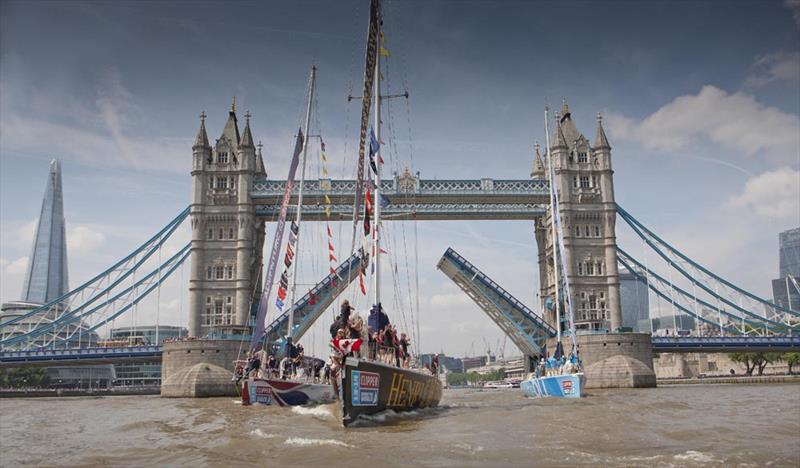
[330,266,337,275]
[332,337,363,355]
[329,253,338,262]
[379,154,384,164]
[380,248,387,254]
[327,224,333,237]
[277,287,287,301]
[359,271,366,295]
[328,241,335,251]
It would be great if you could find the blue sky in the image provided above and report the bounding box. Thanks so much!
[1,0,798,356]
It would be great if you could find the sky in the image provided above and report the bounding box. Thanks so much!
[1,0,798,358]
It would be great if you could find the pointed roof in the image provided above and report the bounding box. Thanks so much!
[531,142,545,178]
[219,97,240,146]
[550,113,569,149]
[193,111,210,149]
[22,159,69,304]
[558,99,583,146]
[256,141,266,175]
[594,112,610,149]
[240,111,255,149]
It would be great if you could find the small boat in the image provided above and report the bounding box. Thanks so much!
[521,372,585,399]
[520,107,587,399]
[483,380,513,389]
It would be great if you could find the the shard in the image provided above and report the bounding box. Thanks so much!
[21,159,69,304]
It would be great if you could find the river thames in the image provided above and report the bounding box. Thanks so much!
[1,384,798,467]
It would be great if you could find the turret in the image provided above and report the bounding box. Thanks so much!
[531,142,545,178]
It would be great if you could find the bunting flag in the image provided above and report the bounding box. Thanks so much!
[359,270,367,295]
[379,46,390,57]
[276,221,300,311]
[319,135,338,280]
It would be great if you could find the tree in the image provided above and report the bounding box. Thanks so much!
[729,352,757,375]
[782,353,800,375]
[757,353,782,376]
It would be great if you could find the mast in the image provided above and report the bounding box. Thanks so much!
[372,16,382,309]
[544,107,561,342]
[287,65,316,341]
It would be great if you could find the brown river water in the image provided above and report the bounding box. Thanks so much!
[1,384,798,467]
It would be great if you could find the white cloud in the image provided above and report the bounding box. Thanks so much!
[0,257,29,304]
[606,85,800,165]
[67,225,107,255]
[726,167,800,220]
[745,51,800,88]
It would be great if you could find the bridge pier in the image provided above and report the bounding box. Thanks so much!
[550,333,656,388]
[160,339,241,397]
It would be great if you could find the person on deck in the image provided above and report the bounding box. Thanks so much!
[266,354,278,378]
[243,352,262,380]
[330,301,354,339]
[399,333,410,368]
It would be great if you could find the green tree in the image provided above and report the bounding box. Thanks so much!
[783,353,800,374]
[0,368,49,388]
[729,352,757,375]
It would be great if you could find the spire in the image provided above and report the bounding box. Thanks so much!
[220,98,240,145]
[551,113,568,149]
[594,112,610,149]
[240,110,255,148]
[21,159,69,304]
[193,111,210,149]
[561,98,570,119]
[531,142,545,178]
[256,140,266,175]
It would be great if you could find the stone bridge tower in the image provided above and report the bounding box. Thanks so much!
[188,103,266,337]
[535,101,622,332]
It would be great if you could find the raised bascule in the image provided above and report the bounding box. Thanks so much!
[2,101,798,395]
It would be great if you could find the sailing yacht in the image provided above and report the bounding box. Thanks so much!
[520,108,586,399]
[241,66,335,407]
[337,0,442,426]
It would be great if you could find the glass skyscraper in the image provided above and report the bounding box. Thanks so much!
[772,227,800,312]
[21,159,69,304]
[619,267,650,332]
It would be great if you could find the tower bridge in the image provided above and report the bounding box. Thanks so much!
[2,101,797,393]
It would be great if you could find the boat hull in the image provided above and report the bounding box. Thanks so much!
[340,358,442,426]
[520,373,585,399]
[243,378,334,406]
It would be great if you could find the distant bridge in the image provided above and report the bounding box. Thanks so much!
[651,336,800,353]
[3,336,799,368]
[0,346,162,368]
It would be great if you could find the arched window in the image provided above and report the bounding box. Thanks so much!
[215,266,224,279]
[596,261,603,275]
[226,266,234,279]
[594,226,600,237]
[578,263,584,275]
[586,262,594,275]
[229,227,235,239]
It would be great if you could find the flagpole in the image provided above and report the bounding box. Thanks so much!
[373,17,382,310]
[287,65,316,342]
[544,107,562,343]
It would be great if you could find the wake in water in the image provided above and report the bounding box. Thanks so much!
[284,437,351,448]
[290,404,336,420]
[347,405,450,428]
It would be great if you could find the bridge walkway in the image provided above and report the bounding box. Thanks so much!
[437,248,556,357]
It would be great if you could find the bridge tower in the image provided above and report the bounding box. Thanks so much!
[535,101,622,332]
[188,102,266,337]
